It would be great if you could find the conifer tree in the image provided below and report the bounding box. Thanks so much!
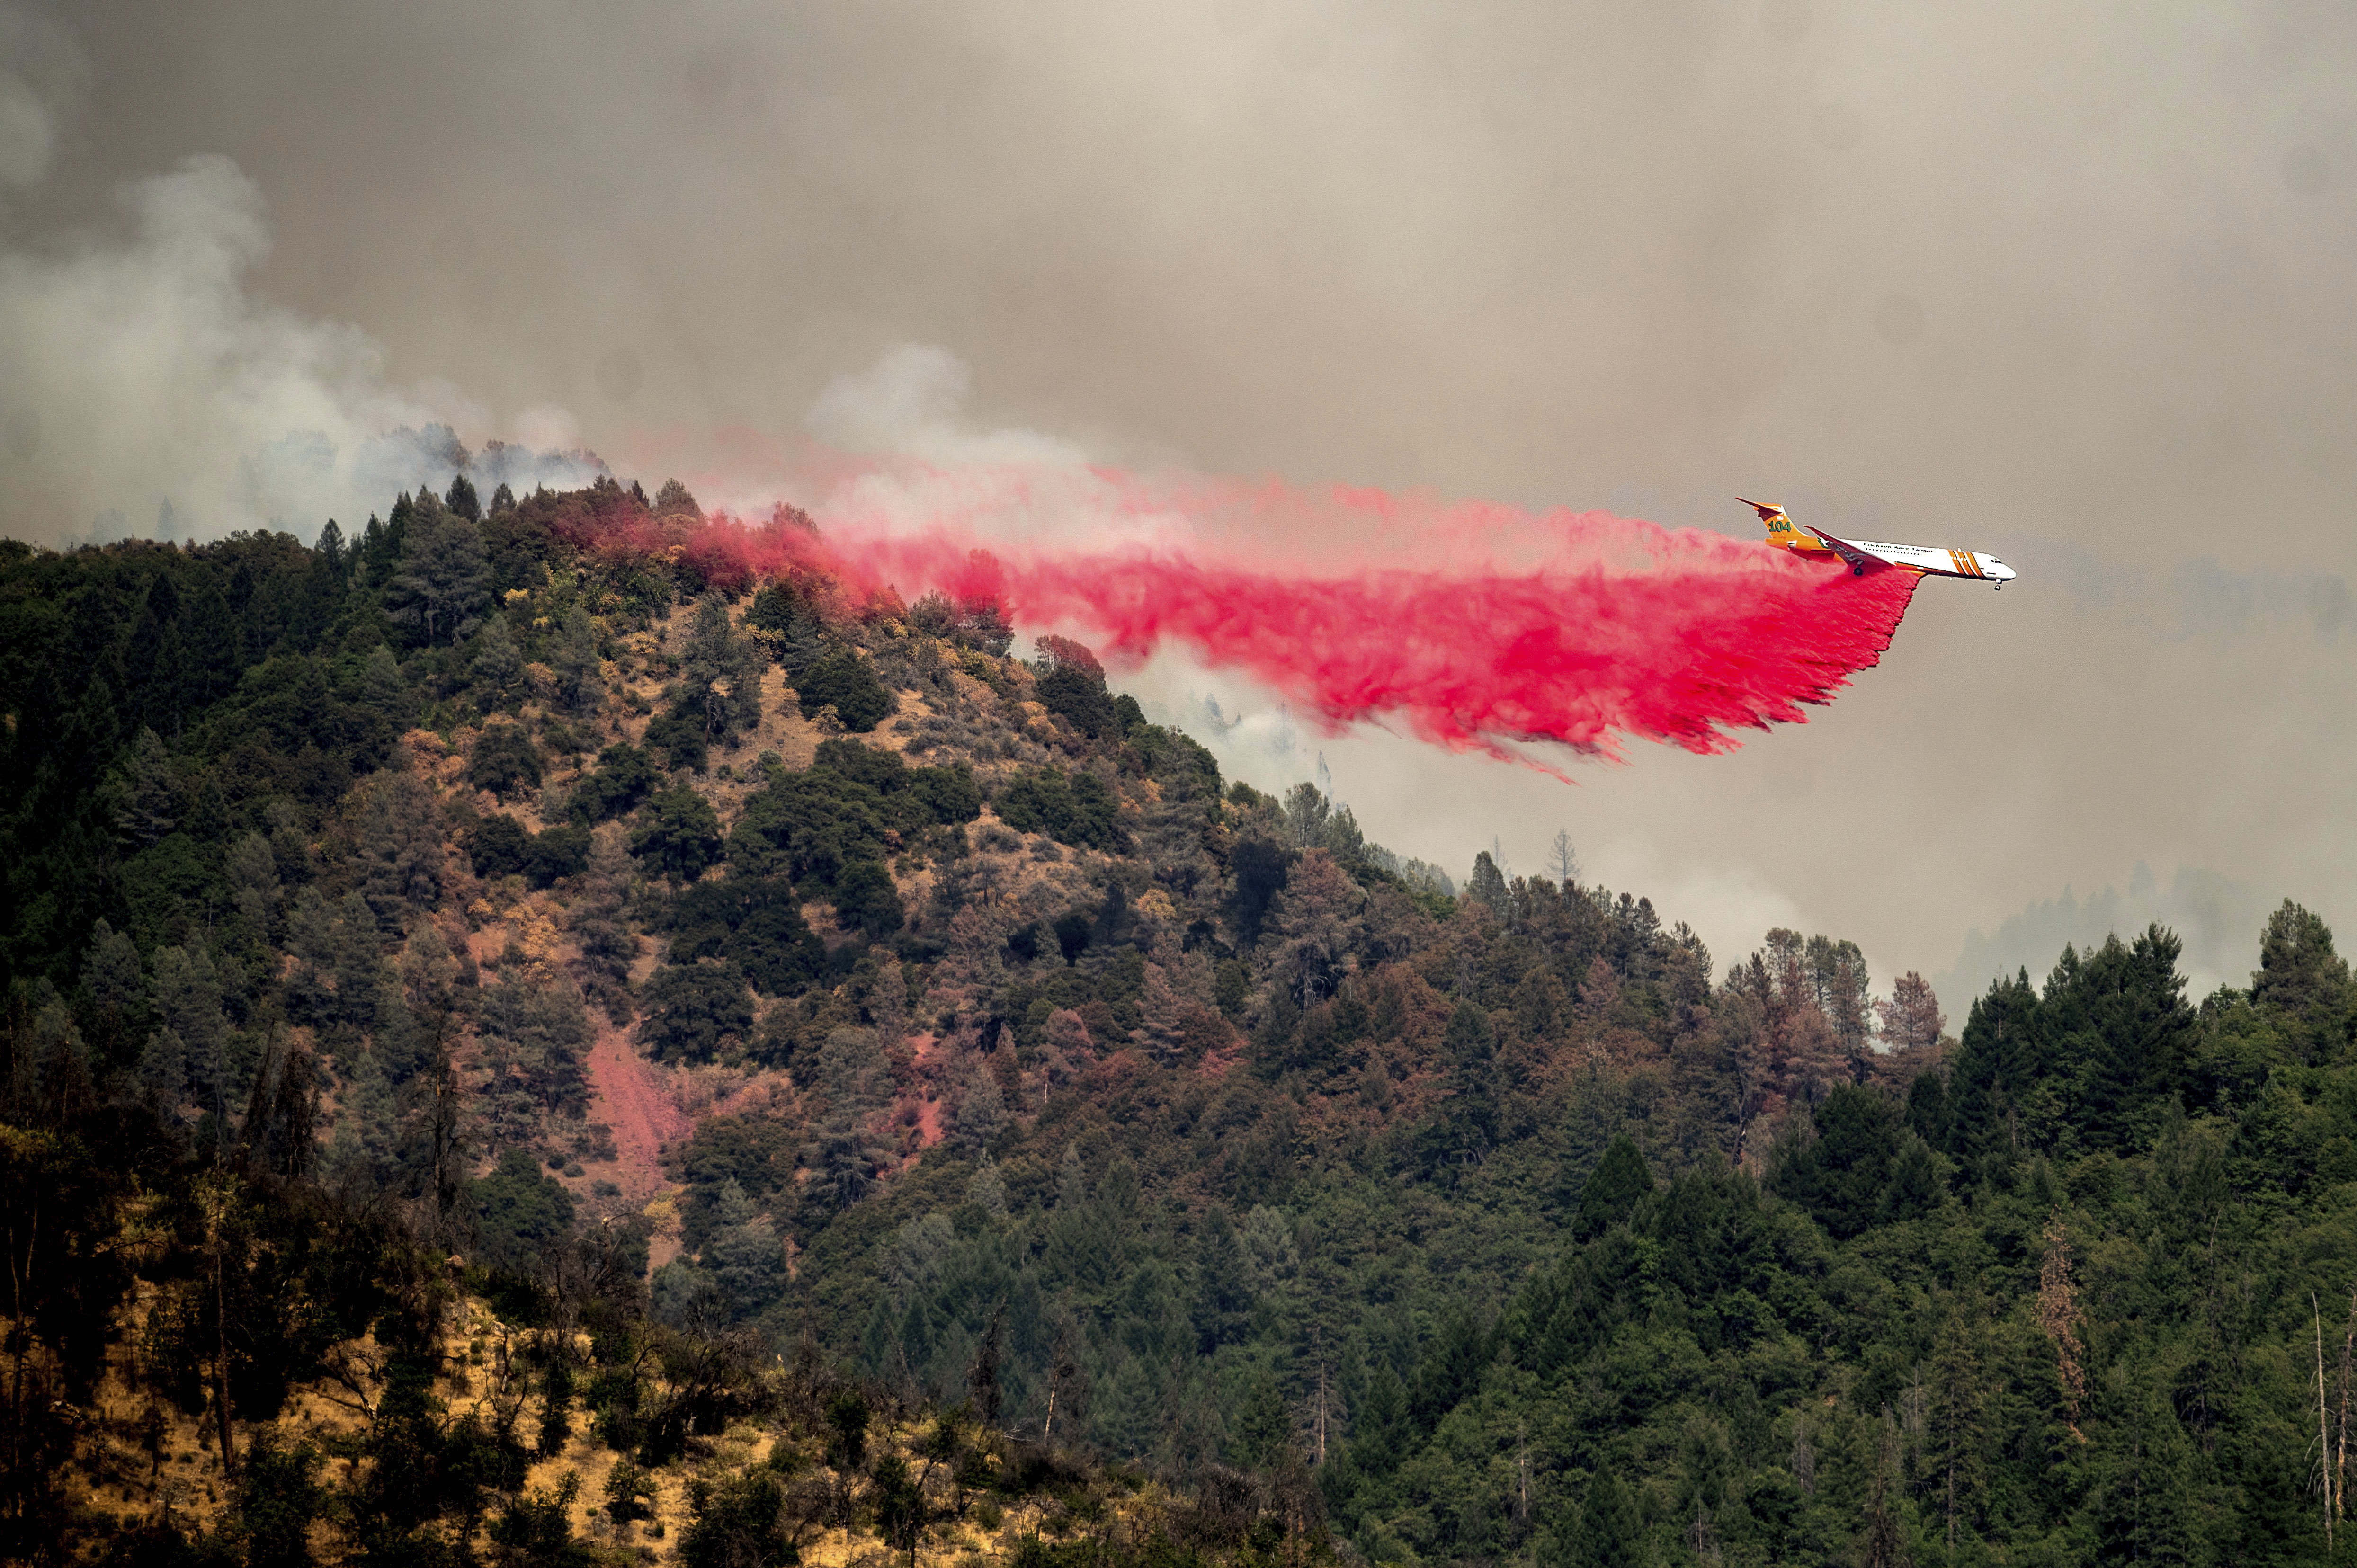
[967,1153,1009,1216]
[1561,1470,1641,1568]
[352,769,445,927]
[148,944,225,1094]
[1860,1414,1911,1568]
[1191,1205,1253,1351]
[2252,898,2351,1062]
[566,824,638,1017]
[1877,971,1946,1052]
[1230,1365,1294,1470]
[678,594,763,748]
[470,615,522,691]
[1439,999,1500,1163]
[330,891,387,1029]
[1925,1305,1989,1552]
[536,1356,573,1457]
[952,1062,1007,1152]
[356,644,413,732]
[385,492,491,644]
[705,1178,783,1310]
[1467,849,1509,916]
[550,605,605,717]
[84,918,145,1027]
[139,1026,187,1101]
[323,1042,397,1184]
[115,728,180,848]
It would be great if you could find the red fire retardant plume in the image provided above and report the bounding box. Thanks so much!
[909,539,1917,762]
[584,477,1922,767]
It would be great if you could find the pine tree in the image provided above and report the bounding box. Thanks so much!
[385,493,492,644]
[2089,1365,2205,1564]
[1925,1307,1989,1553]
[1548,828,1580,887]
[2252,899,2351,1062]
[1191,1205,1253,1351]
[398,922,459,1022]
[677,594,763,747]
[1467,850,1509,916]
[139,1027,188,1101]
[479,974,593,1118]
[1805,934,1873,1073]
[115,728,180,848]
[1439,1000,1500,1164]
[566,825,638,1017]
[226,831,280,939]
[705,1178,784,1310]
[357,645,413,731]
[185,586,238,706]
[323,1043,398,1185]
[470,615,522,691]
[149,944,225,1096]
[2036,1213,2089,1439]
[1861,1413,1911,1568]
[281,887,336,1024]
[967,1154,1009,1216]
[952,1062,1007,1152]
[1135,962,1195,1062]
[1230,1365,1294,1470]
[352,769,445,927]
[330,891,387,1031]
[777,601,827,683]
[85,918,146,1029]
[1574,1134,1652,1238]
[536,1357,574,1457]
[802,1028,891,1215]
[1266,850,1363,1006]
[1562,1469,1641,1568]
[1878,971,1946,1053]
[550,606,605,717]
[124,579,187,731]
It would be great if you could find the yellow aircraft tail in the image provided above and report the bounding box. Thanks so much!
[1737,497,1801,540]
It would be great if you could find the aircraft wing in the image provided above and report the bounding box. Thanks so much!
[1805,526,1945,575]
[1792,520,2014,584]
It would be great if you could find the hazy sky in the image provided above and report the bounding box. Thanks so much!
[2,0,2352,1006]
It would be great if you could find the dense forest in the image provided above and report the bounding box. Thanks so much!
[3,472,2355,1568]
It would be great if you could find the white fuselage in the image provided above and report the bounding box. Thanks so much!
[1852,539,2012,581]
[1807,528,2017,585]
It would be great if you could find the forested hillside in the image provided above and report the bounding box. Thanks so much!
[3,475,2355,1567]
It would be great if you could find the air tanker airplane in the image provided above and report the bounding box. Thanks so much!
[1739,499,2016,588]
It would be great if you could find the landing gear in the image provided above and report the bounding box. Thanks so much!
[1851,563,1865,576]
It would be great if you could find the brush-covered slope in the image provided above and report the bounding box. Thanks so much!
[3,475,2356,1567]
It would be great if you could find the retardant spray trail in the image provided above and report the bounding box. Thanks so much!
[812,474,1921,766]
[851,535,1914,763]
[569,469,1922,766]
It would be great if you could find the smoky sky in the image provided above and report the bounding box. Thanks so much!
[2,0,2353,1004]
